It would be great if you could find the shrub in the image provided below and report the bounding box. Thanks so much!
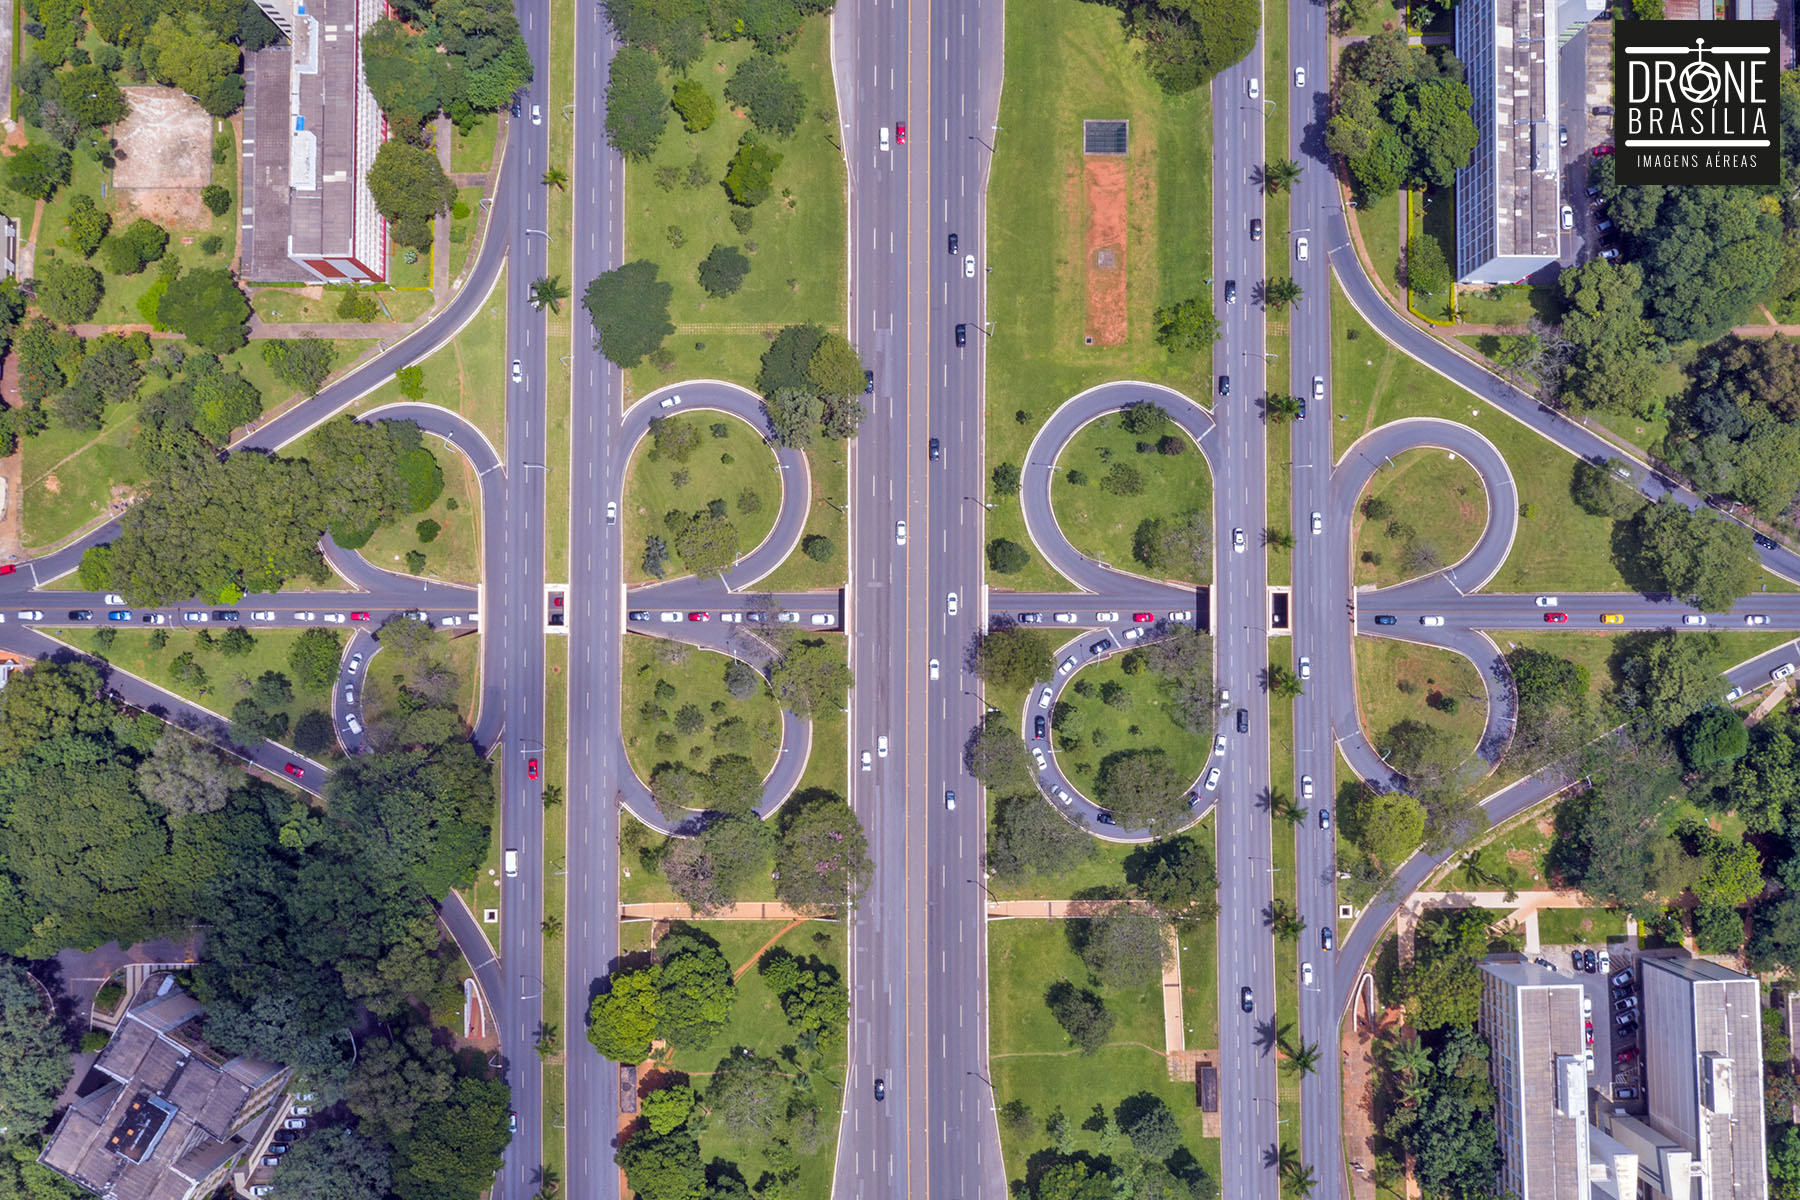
[724,141,783,207]
[416,518,441,543]
[698,243,750,297]
[671,79,716,132]
[212,130,233,165]
[199,234,223,256]
[200,184,231,216]
[986,538,1030,574]
[337,287,381,321]
[396,446,444,511]
[292,710,333,755]
[405,549,427,574]
[802,534,835,562]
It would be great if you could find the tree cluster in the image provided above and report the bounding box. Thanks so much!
[759,323,869,446]
[586,927,738,1061]
[1378,1025,1500,1199]
[1666,334,1800,517]
[361,0,533,138]
[1327,32,1478,199]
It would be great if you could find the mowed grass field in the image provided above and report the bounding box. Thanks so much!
[618,636,781,785]
[1354,637,1489,768]
[1351,449,1485,588]
[1056,653,1212,803]
[989,918,1220,1192]
[350,447,482,585]
[984,1,1214,592]
[620,21,847,396]
[622,413,780,584]
[1050,415,1213,584]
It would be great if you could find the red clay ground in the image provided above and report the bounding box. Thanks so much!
[1084,157,1128,346]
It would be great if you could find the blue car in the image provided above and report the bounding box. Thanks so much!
[107,610,131,622]
[1374,615,1397,625]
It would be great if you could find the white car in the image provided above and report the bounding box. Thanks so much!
[877,735,889,758]
[1682,614,1706,626]
[779,611,801,623]
[1420,615,1444,626]
[345,714,363,735]
[1053,787,1073,806]
[1311,511,1322,535]
[659,394,683,409]
[1746,614,1770,625]
[896,521,907,546]
[1095,611,1119,622]
[1168,610,1194,622]
[929,658,940,680]
[1053,612,1078,623]
[511,360,522,383]
[947,593,958,615]
[1296,237,1309,262]
[1232,528,1245,553]
[720,612,742,623]
[1295,66,1306,87]
[964,254,975,278]
[16,610,40,621]
[944,791,956,811]
[1123,628,1144,642]
[1774,663,1796,682]
[441,616,462,627]
[1038,686,1053,710]
[810,613,834,626]
[1313,376,1325,402]
[1561,204,1574,231]
[606,501,617,525]
[1535,596,1559,607]
[861,751,873,771]
[1301,775,1314,800]
[1058,656,1077,676]
[879,126,890,152]
[1248,77,1260,99]
[144,613,167,625]
[184,611,208,623]
[104,593,125,605]
[1032,746,1048,771]
[1298,656,1311,680]
[1204,765,1221,791]
[1213,734,1228,757]
[295,611,315,621]
[660,611,682,623]
[530,103,541,126]
[323,613,346,624]
[252,611,275,621]
[1727,686,1746,702]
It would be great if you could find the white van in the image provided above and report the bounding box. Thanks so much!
[504,849,519,877]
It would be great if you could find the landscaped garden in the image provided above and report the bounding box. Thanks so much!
[1055,654,1212,803]
[1050,410,1213,585]
[622,412,781,584]
[619,637,781,786]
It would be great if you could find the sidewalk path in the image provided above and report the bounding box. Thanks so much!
[620,901,810,921]
[1396,888,1617,960]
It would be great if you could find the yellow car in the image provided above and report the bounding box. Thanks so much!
[1601,613,1624,624]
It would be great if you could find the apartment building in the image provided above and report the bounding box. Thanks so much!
[1478,956,1593,1200]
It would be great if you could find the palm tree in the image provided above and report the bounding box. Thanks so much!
[534,1022,560,1059]
[1287,1163,1318,1196]
[542,783,564,808]
[542,166,569,190]
[1282,1040,1321,1077]
[1266,527,1296,551]
[541,913,563,938]
[1265,275,1304,311]
[1274,1019,1298,1057]
[1265,392,1302,424]
[1267,898,1307,940]
[1273,1140,1301,1176]
[1274,793,1306,826]
[1262,158,1303,194]
[1269,665,1304,700]
[530,274,570,314]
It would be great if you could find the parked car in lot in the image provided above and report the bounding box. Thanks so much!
[1616,1086,1639,1100]
[1584,949,1596,972]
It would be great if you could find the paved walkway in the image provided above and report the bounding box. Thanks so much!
[1396,888,1639,960]
[620,901,809,921]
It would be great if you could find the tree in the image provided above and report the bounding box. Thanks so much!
[764,386,822,448]
[614,1126,706,1200]
[157,268,250,353]
[723,141,783,207]
[587,965,661,1062]
[1117,1092,1180,1160]
[367,141,458,249]
[654,931,735,1049]
[1681,704,1749,770]
[1264,393,1302,424]
[583,260,673,367]
[1045,981,1114,1055]
[389,1076,512,1200]
[1345,787,1425,867]
[670,78,716,132]
[1632,499,1759,612]
[34,256,102,324]
[988,792,1096,882]
[3,143,71,199]
[1262,157,1303,194]
[990,460,1022,495]
[1697,836,1763,907]
[758,322,825,394]
[141,12,243,115]
[801,533,835,561]
[724,53,806,137]
[1270,664,1303,699]
[759,947,848,1039]
[269,1127,391,1200]
[1406,234,1451,295]
[1125,835,1219,920]
[774,790,871,912]
[1077,910,1169,989]
[1617,630,1724,733]
[640,1085,696,1136]
[64,193,110,257]
[767,640,852,718]
[288,628,345,689]
[541,166,568,191]
[529,275,570,313]
[1263,275,1303,311]
[1131,510,1211,581]
[807,332,865,398]
[1405,908,1490,1030]
[1558,261,1662,416]
[361,17,442,132]
[697,244,750,297]
[1631,185,1782,344]
[262,336,337,396]
[604,46,669,160]
[201,184,232,216]
[136,729,236,818]
[703,1051,787,1140]
[1569,457,1642,518]
[57,63,130,133]
[1152,296,1221,353]
[987,538,1030,574]
[395,364,427,399]
[0,964,70,1141]
[964,717,1033,796]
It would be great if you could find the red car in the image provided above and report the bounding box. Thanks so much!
[1585,1020,1594,1045]
[1544,612,1568,623]
[1617,1046,1638,1062]
[1132,612,1154,622]
[1591,144,1614,157]
[896,122,906,145]
[350,611,371,621]
[0,564,15,576]
[687,612,710,622]
[283,763,305,780]
[528,758,540,781]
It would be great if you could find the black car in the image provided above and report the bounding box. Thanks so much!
[215,610,240,622]
[948,233,959,254]
[1034,715,1047,739]
[873,1078,885,1101]
[510,98,521,118]
[1296,395,1307,420]
[1584,949,1597,972]
[1236,708,1249,733]
[1374,615,1397,626]
[955,324,967,348]
[1019,612,1044,624]
[1218,375,1231,396]
[1755,534,1778,551]
[1572,950,1584,971]
[1096,811,1117,826]
[1088,638,1113,656]
[864,370,874,395]
[68,610,93,621]
[628,611,650,622]
[929,437,941,461]
[1250,219,1262,241]
[1224,280,1237,304]
[1240,986,1254,1013]
[1320,927,1334,950]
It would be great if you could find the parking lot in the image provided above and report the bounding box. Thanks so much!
[1533,941,1643,1107]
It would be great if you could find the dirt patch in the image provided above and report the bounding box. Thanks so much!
[41,474,59,495]
[117,188,208,229]
[1083,157,1128,346]
[112,88,214,228]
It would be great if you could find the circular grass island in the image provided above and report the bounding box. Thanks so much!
[623,412,781,584]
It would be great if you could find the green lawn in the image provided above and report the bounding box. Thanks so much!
[1456,283,1561,328]
[653,919,848,1200]
[619,635,782,785]
[1536,907,1627,946]
[1347,0,1406,35]
[984,0,1214,592]
[1412,190,1455,324]
[363,630,482,731]
[448,185,484,281]
[387,237,433,290]
[1497,629,1797,707]
[1437,808,1553,892]
[450,113,499,175]
[989,918,1219,1193]
[1358,190,1404,301]
[1056,653,1212,803]
[1175,816,1218,1052]
[355,446,481,585]
[1351,449,1485,588]
[339,267,509,458]
[1354,638,1489,768]
[619,21,847,396]
[1331,280,1632,592]
[54,626,336,740]
[621,412,779,584]
[988,828,1134,902]
[1050,415,1213,584]
[757,441,848,591]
